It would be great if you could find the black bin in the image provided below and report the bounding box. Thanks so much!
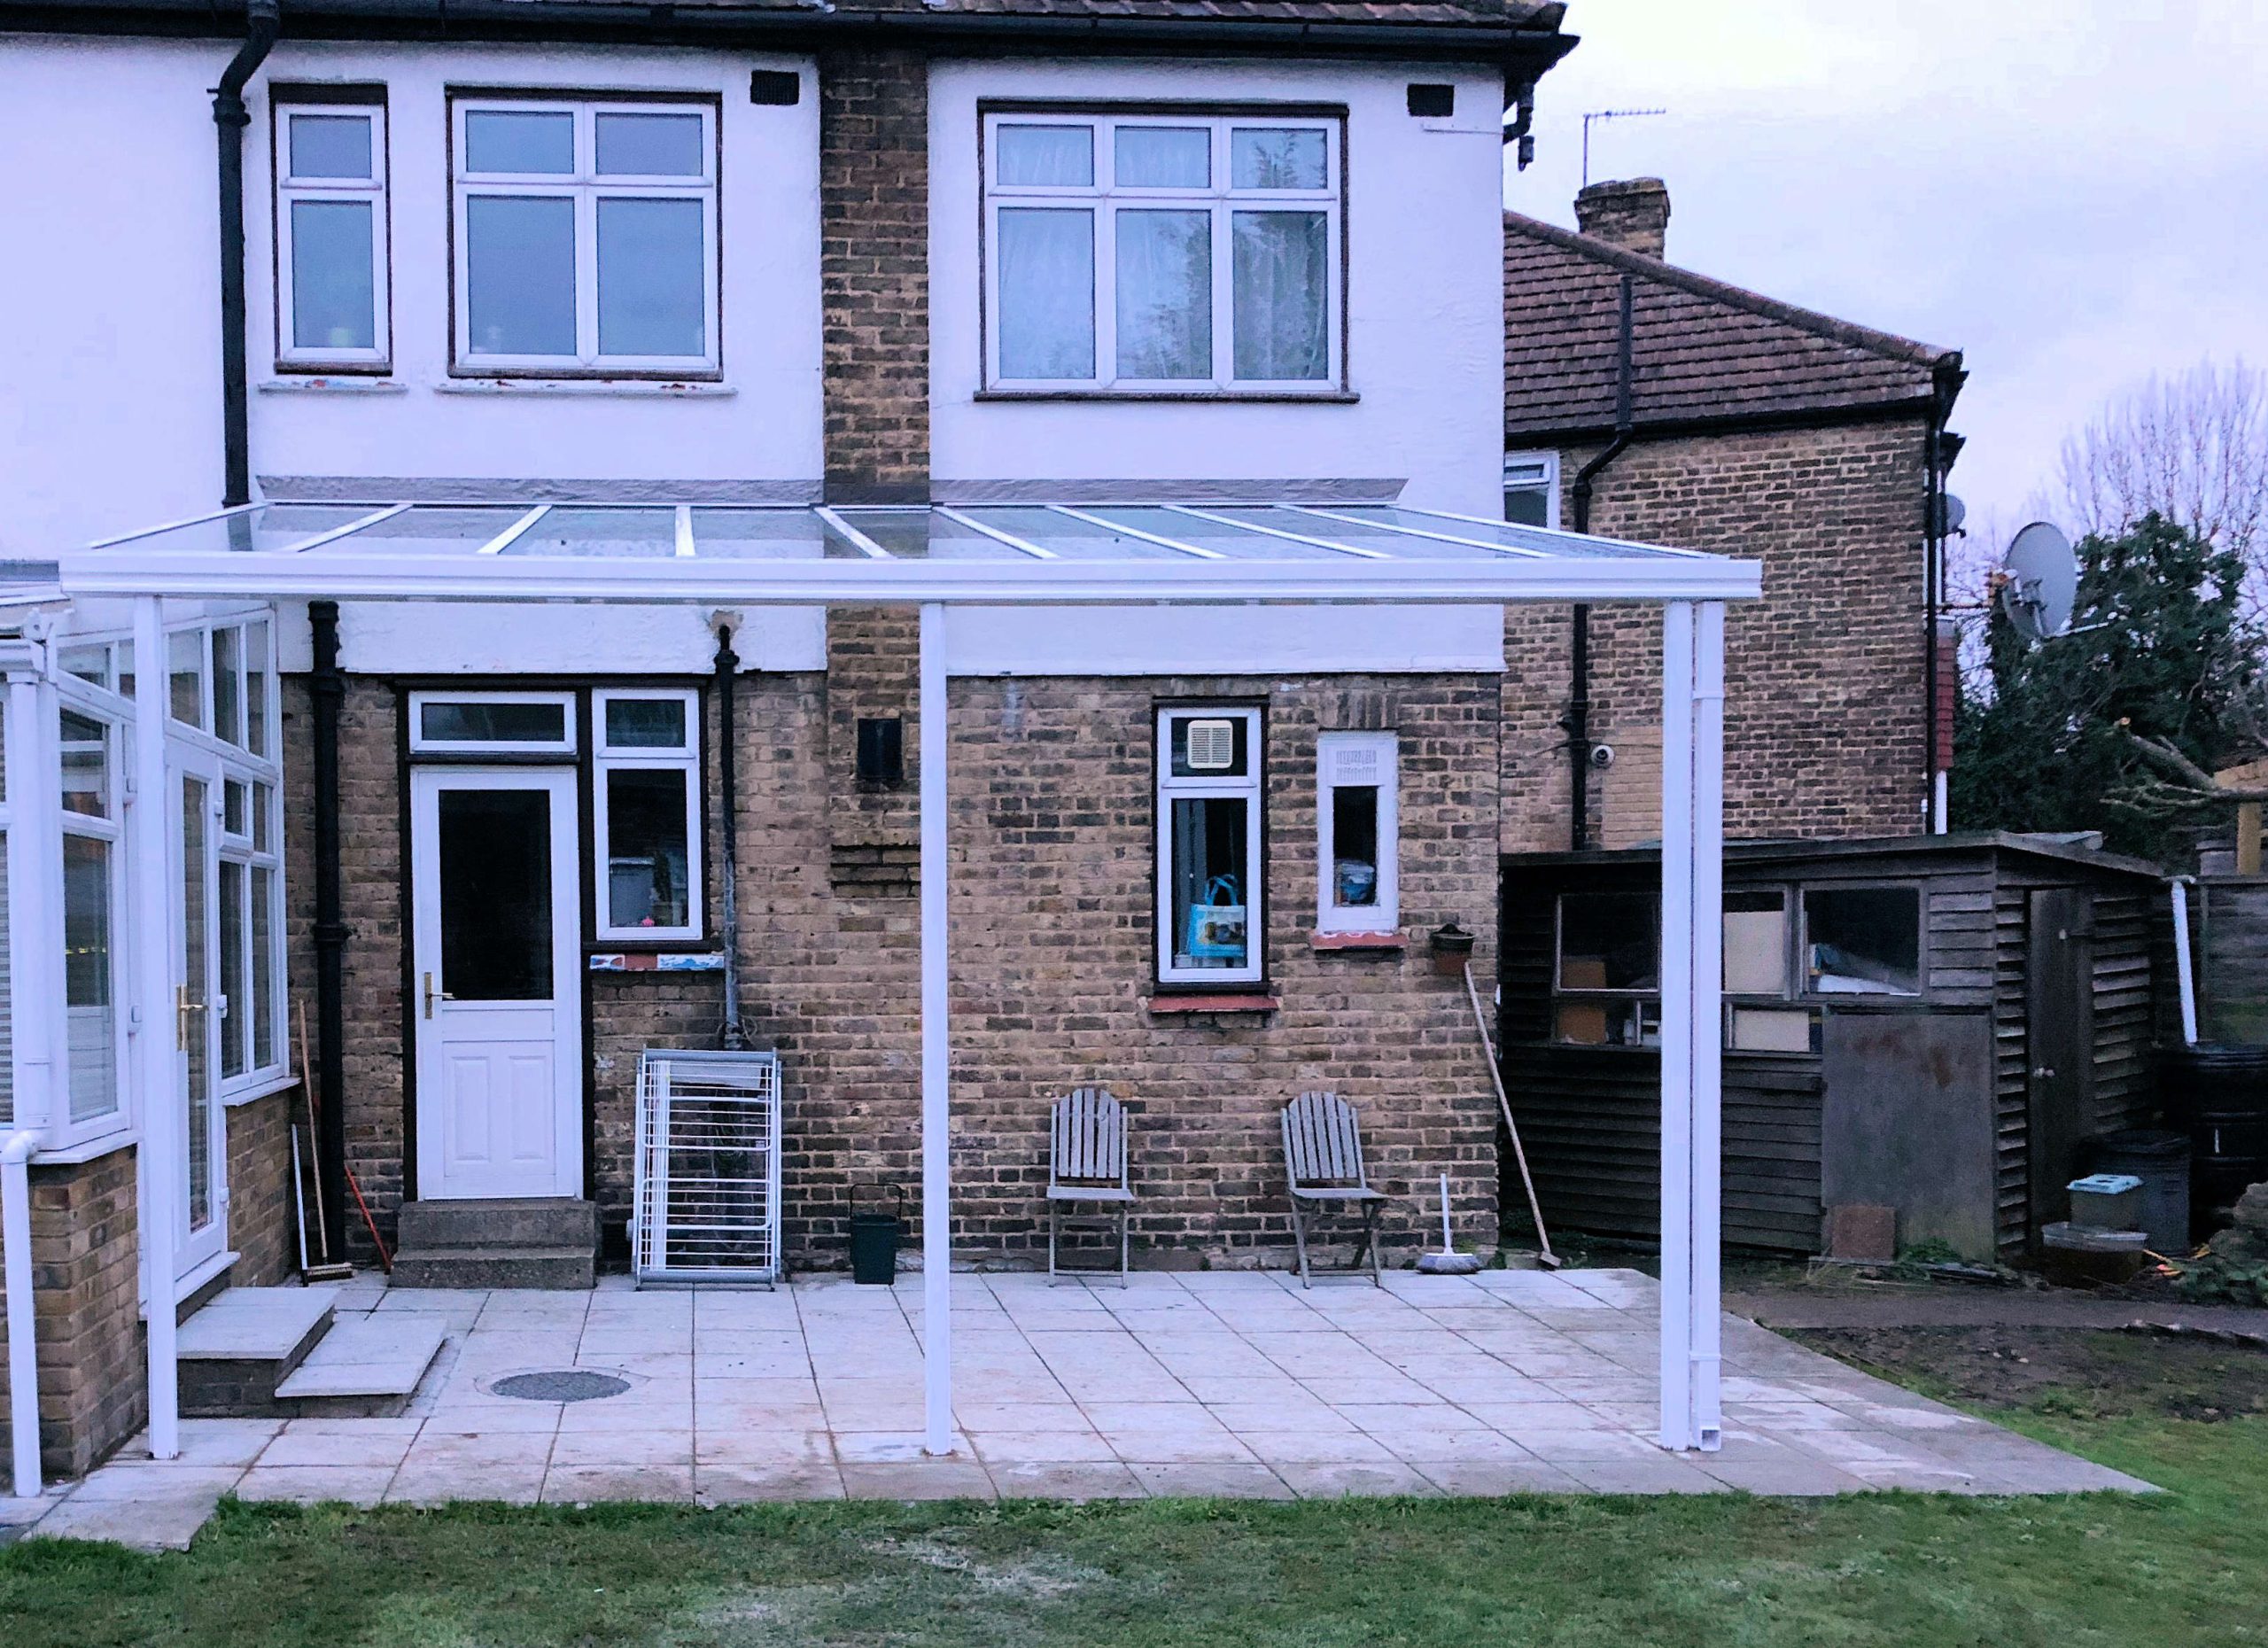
[2088,1128,2191,1256]
[849,1185,905,1285]
[2163,1043,2268,1235]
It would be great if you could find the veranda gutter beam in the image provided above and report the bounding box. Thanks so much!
[4,1129,45,1498]
[919,602,955,1457]
[132,595,183,1461]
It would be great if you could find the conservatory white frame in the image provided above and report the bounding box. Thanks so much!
[11,498,1752,1489]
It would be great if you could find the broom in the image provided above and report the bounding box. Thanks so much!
[1463,960,1561,1269]
[297,999,391,1275]
[295,999,353,1281]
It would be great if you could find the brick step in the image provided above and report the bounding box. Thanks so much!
[389,1244,596,1291]
[274,1318,447,1418]
[396,1197,599,1254]
[176,1286,338,1418]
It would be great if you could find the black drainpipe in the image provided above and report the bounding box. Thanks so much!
[309,599,348,1258]
[214,0,280,507]
[1564,271,1636,851]
[714,623,749,1050]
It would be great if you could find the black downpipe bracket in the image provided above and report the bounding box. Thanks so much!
[214,0,280,508]
[1564,272,1637,851]
[713,623,750,1051]
[309,599,348,1260]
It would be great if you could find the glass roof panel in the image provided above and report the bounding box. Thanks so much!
[1232,507,1535,560]
[954,507,1194,561]
[114,502,384,556]
[1080,507,1354,561]
[689,508,832,560]
[504,507,677,557]
[835,509,1028,561]
[297,504,529,555]
[1308,506,1675,559]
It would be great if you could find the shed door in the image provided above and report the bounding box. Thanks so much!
[2025,887,2095,1241]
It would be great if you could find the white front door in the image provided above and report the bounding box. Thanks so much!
[410,767,583,1201]
[175,750,229,1279]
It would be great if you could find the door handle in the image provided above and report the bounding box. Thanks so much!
[175,985,206,1051]
[423,972,454,1019]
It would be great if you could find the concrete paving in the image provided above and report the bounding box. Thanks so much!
[12,1267,2152,1547]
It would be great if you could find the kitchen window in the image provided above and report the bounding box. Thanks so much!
[274,97,390,370]
[1317,731,1397,934]
[594,689,702,942]
[450,97,719,376]
[1157,707,1263,984]
[983,112,1343,393]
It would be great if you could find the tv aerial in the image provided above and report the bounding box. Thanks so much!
[1999,521,2077,643]
[1581,108,1666,187]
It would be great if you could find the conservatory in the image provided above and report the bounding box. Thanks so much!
[1,497,1758,1493]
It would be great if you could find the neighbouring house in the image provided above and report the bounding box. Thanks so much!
[3,0,1784,1483]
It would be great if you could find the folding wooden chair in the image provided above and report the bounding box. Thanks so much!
[1281,1091,1389,1287]
[1047,1086,1134,1286]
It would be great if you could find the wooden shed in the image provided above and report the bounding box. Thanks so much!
[1497,833,2164,1261]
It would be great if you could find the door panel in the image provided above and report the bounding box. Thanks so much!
[412,768,581,1201]
[2026,887,2095,1242]
[176,757,227,1279]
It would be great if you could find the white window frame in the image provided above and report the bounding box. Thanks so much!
[408,690,578,756]
[593,688,703,943]
[449,96,721,377]
[1155,705,1265,985]
[274,99,392,371]
[982,112,1345,394]
[1316,731,1398,935]
[1504,450,1561,529]
[55,688,130,1146]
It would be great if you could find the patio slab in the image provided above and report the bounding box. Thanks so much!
[11,1267,2150,1544]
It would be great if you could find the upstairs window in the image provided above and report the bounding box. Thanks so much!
[274,97,390,370]
[1157,707,1263,983]
[1503,452,1559,528]
[983,113,1343,393]
[450,97,719,376]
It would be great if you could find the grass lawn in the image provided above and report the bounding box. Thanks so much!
[6,1356,2266,1645]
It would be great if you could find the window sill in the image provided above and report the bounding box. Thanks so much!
[222,1069,302,1108]
[28,1127,138,1167]
[975,388,1359,406]
[1309,931,1405,953]
[439,377,734,398]
[1145,991,1278,1016]
[259,375,406,394]
[590,951,726,973]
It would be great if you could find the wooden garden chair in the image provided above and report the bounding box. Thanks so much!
[1281,1091,1389,1287]
[1047,1086,1134,1286]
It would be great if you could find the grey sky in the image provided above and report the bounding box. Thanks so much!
[1505,0,2268,532]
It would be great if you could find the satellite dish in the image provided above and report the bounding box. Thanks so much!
[2000,521,2077,643]
[1932,492,1967,538]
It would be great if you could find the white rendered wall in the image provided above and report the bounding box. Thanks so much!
[928,57,1509,516]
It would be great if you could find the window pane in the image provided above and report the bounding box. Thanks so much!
[998,124,1093,186]
[213,626,243,748]
[1806,887,1922,996]
[291,200,377,352]
[1559,892,1657,991]
[221,860,246,1079]
[1231,128,1327,190]
[418,699,568,745]
[596,198,706,358]
[594,112,703,175]
[465,109,574,174]
[1504,485,1550,527]
[604,696,688,750]
[289,113,372,180]
[606,768,692,930]
[439,790,553,999]
[252,867,279,1068]
[58,644,108,688]
[60,711,109,818]
[997,207,1094,379]
[1169,713,1248,778]
[1730,1007,1814,1053]
[465,196,577,357]
[169,628,204,726]
[245,620,270,757]
[1232,212,1328,381]
[1331,784,1379,907]
[182,779,211,1227]
[1115,126,1208,188]
[1555,999,1658,1048]
[1723,890,1789,996]
[1115,209,1212,380]
[63,833,117,1123]
[224,779,249,837]
[1170,796,1251,972]
[252,781,274,853]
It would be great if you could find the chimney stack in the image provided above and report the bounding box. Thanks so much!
[1573,177,1671,260]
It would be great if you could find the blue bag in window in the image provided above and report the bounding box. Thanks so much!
[1183,875,1247,962]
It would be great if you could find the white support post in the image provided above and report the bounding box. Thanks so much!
[131,596,181,1461]
[1657,602,1695,1451]
[4,663,55,1497]
[918,602,954,1457]
[1689,602,1726,1451]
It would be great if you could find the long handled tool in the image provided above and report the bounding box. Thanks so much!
[298,999,392,1274]
[1463,960,1560,1269]
[295,1000,353,1280]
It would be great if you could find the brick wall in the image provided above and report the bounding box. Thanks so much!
[225,1088,298,1286]
[1503,418,1932,851]
[820,48,929,503]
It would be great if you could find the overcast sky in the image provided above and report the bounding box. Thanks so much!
[1504,0,2268,538]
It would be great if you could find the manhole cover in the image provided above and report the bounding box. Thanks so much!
[491,1369,632,1403]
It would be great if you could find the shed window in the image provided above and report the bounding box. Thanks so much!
[1158,707,1262,983]
[1554,891,1658,1046]
[1804,886,1922,997]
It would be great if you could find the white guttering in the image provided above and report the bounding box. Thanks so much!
[2172,877,2200,1046]
[4,1128,43,1497]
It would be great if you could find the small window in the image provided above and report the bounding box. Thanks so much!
[1804,886,1923,997]
[594,689,702,942]
[1553,890,1658,1047]
[1157,706,1263,983]
[856,717,905,789]
[1317,732,1397,934]
[1504,451,1559,528]
[1721,890,1789,997]
[275,100,390,369]
[408,692,576,754]
[451,97,719,376]
[983,112,1343,393]
[168,628,205,727]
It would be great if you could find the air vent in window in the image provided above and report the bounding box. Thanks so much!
[1185,719,1236,771]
